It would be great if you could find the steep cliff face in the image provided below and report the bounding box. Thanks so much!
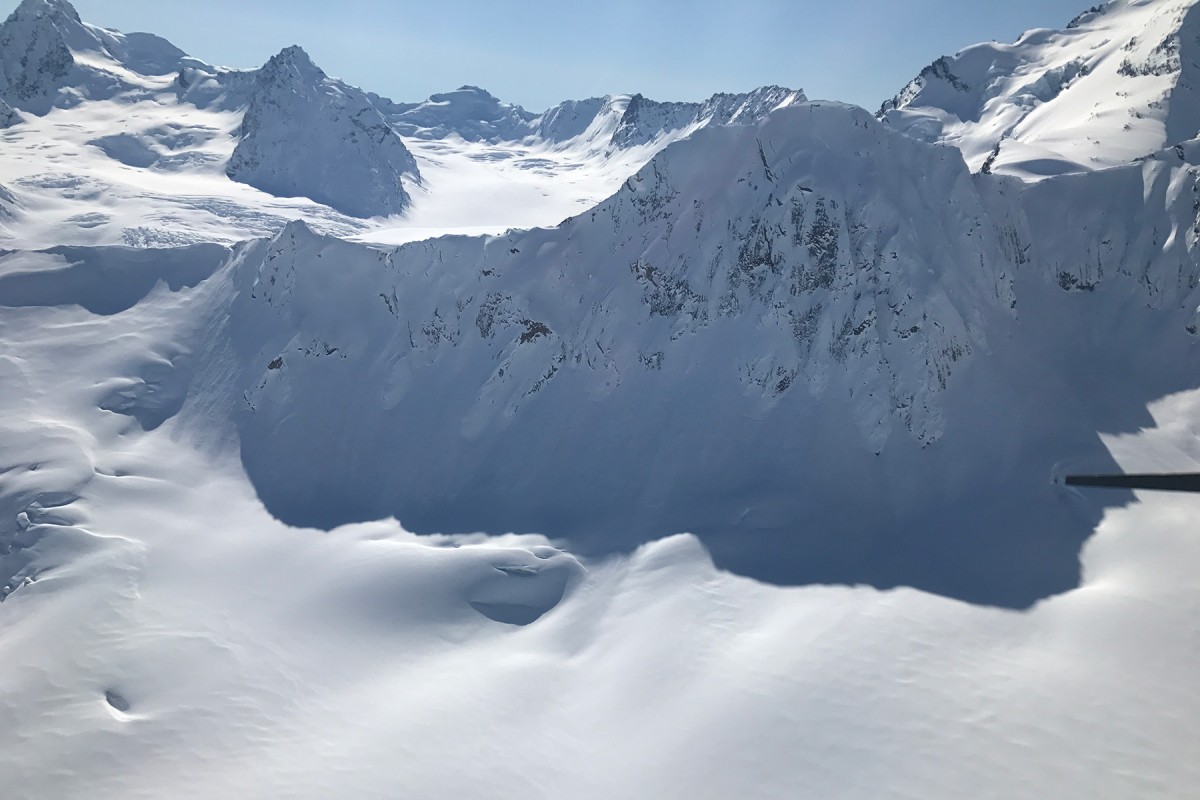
[609,86,806,148]
[879,0,1200,178]
[225,46,421,219]
[238,102,1006,459]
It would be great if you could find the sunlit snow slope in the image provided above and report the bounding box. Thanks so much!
[880,0,1200,178]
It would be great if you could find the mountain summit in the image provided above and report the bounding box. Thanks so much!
[0,0,185,112]
[879,0,1200,178]
[226,45,421,219]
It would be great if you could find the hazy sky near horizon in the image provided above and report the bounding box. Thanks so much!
[67,0,1093,111]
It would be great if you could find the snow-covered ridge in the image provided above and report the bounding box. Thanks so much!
[879,0,1200,178]
[372,82,806,153]
[217,99,1200,607]
[610,86,806,148]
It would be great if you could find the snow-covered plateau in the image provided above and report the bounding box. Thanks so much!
[2,0,1199,797]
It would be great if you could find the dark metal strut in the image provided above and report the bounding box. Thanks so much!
[1065,473,1200,493]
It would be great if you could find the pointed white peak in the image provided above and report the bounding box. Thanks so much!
[227,45,420,219]
[8,0,81,24]
[878,0,1200,179]
[273,217,327,246]
[0,0,79,107]
[698,85,807,126]
[258,44,325,84]
[3,0,183,68]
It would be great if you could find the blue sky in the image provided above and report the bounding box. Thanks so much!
[69,0,1094,111]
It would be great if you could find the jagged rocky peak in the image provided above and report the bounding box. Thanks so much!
[0,0,80,107]
[226,45,420,219]
[257,44,324,84]
[1066,3,1114,29]
[878,57,969,118]
[878,0,1200,178]
[7,0,80,26]
[0,0,187,113]
[698,85,807,125]
[609,93,699,147]
[374,83,538,141]
[610,85,805,148]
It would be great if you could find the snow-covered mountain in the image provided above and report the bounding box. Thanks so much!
[225,46,421,219]
[0,0,1197,606]
[3,0,1200,797]
[372,83,807,151]
[371,84,538,141]
[609,86,806,148]
[0,0,185,113]
[879,0,1200,178]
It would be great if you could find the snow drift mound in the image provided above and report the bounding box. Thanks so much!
[226,46,420,219]
[879,0,1200,178]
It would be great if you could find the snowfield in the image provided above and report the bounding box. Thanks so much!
[3,0,1200,797]
[879,0,1200,179]
[2,264,1198,797]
